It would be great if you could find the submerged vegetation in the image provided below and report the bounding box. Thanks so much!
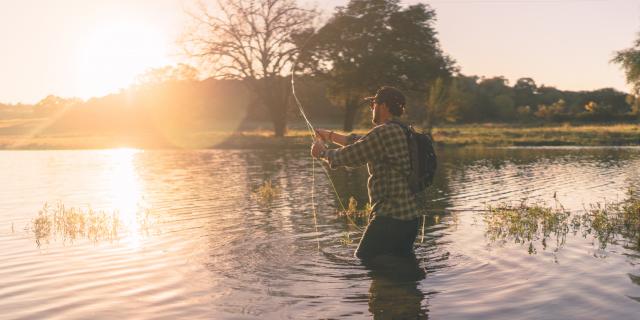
[484,200,572,254]
[483,191,640,255]
[578,190,640,250]
[338,197,372,227]
[253,180,281,207]
[29,202,153,246]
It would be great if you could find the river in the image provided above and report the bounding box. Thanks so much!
[1,147,639,319]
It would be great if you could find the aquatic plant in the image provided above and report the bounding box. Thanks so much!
[253,180,280,206]
[340,231,354,246]
[577,190,640,250]
[483,191,640,255]
[337,197,369,245]
[484,200,571,254]
[337,197,371,226]
[29,202,152,246]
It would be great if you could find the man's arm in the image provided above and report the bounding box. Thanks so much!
[315,129,362,146]
[323,127,385,169]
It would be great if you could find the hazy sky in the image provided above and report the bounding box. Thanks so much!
[1,0,639,104]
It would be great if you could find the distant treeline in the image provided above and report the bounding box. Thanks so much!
[3,0,638,138]
[178,0,639,135]
[0,73,637,136]
[418,75,639,124]
[0,74,340,136]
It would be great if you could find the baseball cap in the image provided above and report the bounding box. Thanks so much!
[364,86,406,108]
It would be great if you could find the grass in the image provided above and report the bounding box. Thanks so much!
[483,191,640,255]
[484,200,572,254]
[0,123,638,149]
[29,202,152,246]
[253,180,281,207]
[341,196,372,217]
[336,197,371,246]
[432,123,640,147]
[577,190,640,250]
[337,196,372,227]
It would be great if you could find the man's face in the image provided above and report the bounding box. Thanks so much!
[370,100,384,125]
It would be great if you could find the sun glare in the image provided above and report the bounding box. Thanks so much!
[76,21,170,99]
[102,148,145,247]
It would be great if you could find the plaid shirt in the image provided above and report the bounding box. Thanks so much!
[325,117,420,221]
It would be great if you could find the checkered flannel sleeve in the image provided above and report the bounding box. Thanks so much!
[325,127,385,169]
[347,133,363,145]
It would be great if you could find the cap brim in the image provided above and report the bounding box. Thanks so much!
[361,96,375,106]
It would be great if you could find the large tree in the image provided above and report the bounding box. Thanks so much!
[299,0,455,131]
[612,32,640,94]
[513,77,538,109]
[184,0,316,136]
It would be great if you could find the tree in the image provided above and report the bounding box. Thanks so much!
[534,99,567,121]
[135,64,200,85]
[583,88,630,115]
[423,78,448,131]
[536,86,564,107]
[477,77,515,121]
[34,95,82,116]
[184,0,316,136]
[513,77,537,109]
[443,75,481,123]
[612,32,640,94]
[300,0,455,131]
[492,94,516,120]
[627,94,640,118]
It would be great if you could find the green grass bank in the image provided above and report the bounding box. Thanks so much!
[0,123,638,150]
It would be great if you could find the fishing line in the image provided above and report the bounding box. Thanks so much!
[290,34,362,233]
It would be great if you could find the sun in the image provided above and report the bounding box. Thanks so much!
[75,21,171,99]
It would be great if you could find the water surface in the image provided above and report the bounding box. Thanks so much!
[1,147,640,319]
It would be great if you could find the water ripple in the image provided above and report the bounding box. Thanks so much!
[1,148,640,319]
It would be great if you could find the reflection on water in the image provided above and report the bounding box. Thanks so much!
[102,148,146,247]
[1,147,640,319]
[364,254,428,319]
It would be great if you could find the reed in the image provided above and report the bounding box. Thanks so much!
[337,197,371,227]
[340,231,354,246]
[29,202,151,246]
[254,180,280,206]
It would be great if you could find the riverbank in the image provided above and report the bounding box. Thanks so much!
[0,123,638,150]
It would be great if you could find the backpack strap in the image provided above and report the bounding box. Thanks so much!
[387,120,412,135]
[385,120,420,189]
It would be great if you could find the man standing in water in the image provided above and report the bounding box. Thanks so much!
[311,86,420,259]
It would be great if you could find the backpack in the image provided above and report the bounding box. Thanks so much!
[389,121,437,194]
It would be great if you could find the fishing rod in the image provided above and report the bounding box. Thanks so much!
[290,34,362,233]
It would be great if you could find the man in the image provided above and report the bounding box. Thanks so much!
[311,86,420,259]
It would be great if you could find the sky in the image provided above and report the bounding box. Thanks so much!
[1,0,639,104]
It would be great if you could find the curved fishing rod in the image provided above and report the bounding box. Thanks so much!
[290,34,360,232]
[290,67,316,140]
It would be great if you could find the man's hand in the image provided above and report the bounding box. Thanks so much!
[315,129,333,142]
[311,138,327,158]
